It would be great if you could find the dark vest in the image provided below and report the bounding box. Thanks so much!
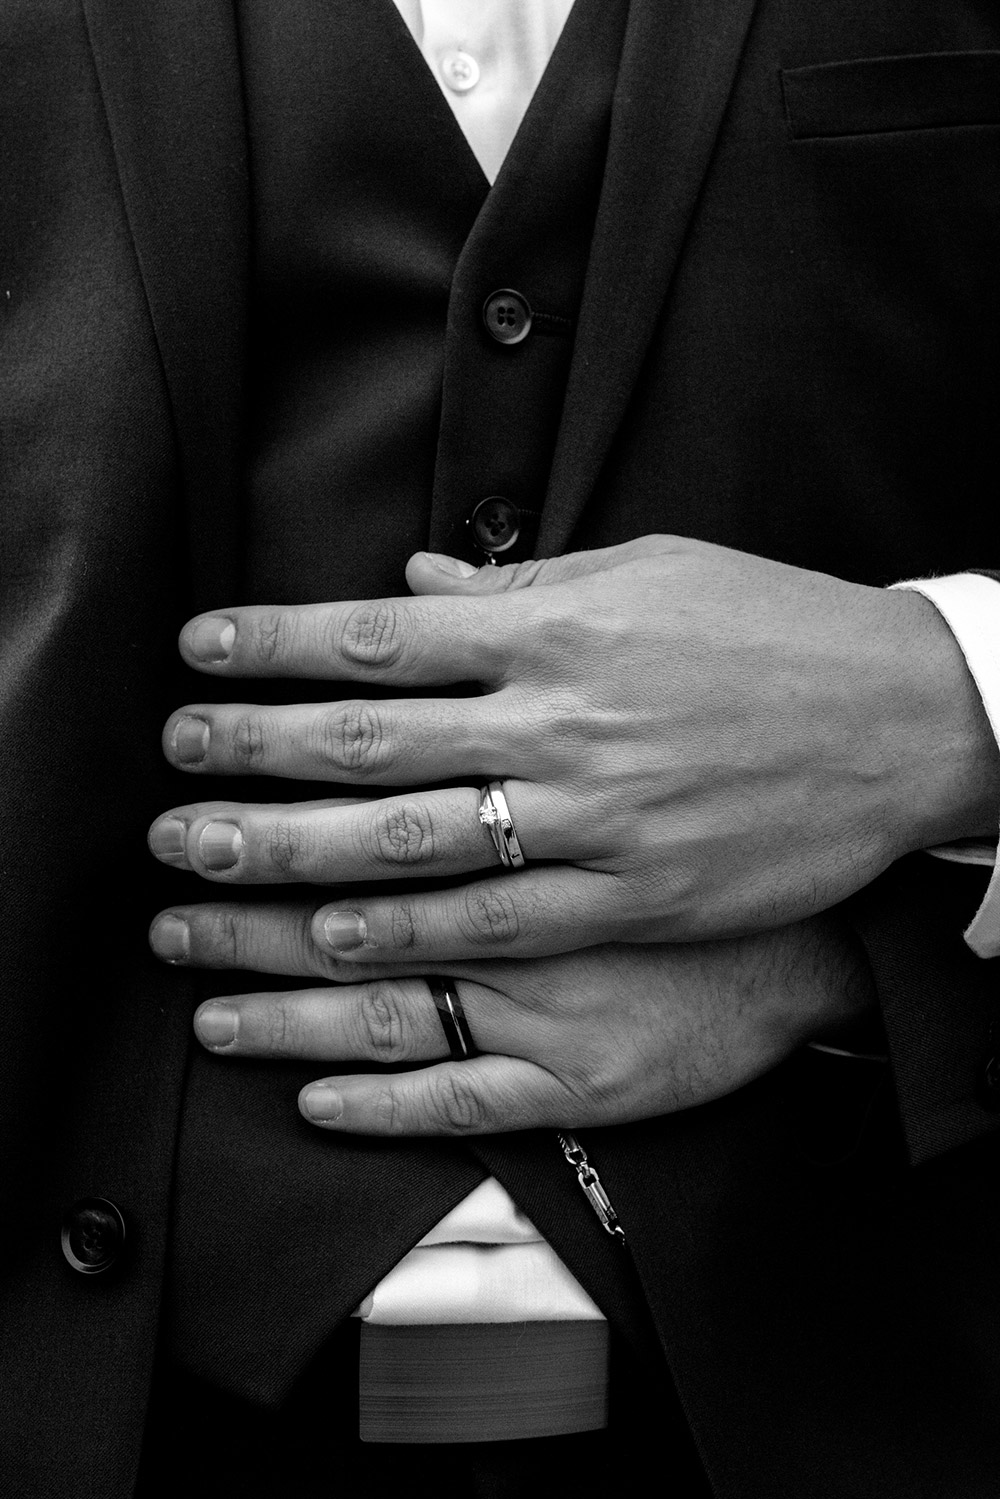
[239,0,624,599]
[163,0,662,1408]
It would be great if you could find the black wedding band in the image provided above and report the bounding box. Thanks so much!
[428,978,478,1060]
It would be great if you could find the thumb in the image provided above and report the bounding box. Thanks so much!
[406,544,637,597]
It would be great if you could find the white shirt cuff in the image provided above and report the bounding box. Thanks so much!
[892,573,1000,958]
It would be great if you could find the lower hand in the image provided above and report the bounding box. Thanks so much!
[149,536,997,965]
[152,906,875,1134]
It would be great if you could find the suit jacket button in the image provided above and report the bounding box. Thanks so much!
[483,290,533,345]
[470,496,521,556]
[61,1197,126,1274]
[979,1051,1000,1112]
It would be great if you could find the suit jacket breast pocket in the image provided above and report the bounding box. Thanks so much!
[781,51,1000,140]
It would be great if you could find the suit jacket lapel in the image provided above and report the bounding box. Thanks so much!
[81,0,249,606]
[539,0,761,555]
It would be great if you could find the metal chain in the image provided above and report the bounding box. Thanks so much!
[556,1131,626,1243]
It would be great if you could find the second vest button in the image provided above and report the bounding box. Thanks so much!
[483,290,533,345]
[470,497,521,555]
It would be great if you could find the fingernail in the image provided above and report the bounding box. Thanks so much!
[301,1084,343,1122]
[173,716,210,765]
[150,913,190,963]
[199,822,242,870]
[186,617,235,663]
[422,552,478,579]
[196,1003,238,1048]
[321,910,367,953]
[149,818,188,864]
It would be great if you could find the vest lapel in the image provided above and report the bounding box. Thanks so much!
[80,0,249,607]
[539,0,762,555]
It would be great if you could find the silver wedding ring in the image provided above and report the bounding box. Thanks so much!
[478,780,527,870]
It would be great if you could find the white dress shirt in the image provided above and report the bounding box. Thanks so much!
[894,574,1000,957]
[393,0,575,183]
[359,0,1000,1327]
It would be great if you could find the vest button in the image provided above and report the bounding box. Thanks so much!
[61,1197,126,1275]
[470,497,521,556]
[483,290,533,346]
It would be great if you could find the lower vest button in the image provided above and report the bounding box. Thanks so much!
[61,1197,126,1275]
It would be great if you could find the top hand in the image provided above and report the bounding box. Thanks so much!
[149,535,998,966]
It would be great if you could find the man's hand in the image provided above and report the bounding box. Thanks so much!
[149,535,998,961]
[149,907,874,1133]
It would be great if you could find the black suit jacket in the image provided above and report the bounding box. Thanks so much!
[1,1,999,1494]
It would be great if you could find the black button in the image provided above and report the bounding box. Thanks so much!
[979,1022,1000,1111]
[61,1197,126,1275]
[483,290,533,346]
[981,1053,1000,1111]
[470,496,521,556]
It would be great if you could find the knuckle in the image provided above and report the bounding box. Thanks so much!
[231,713,267,769]
[460,884,520,946]
[530,602,584,659]
[389,901,419,952]
[529,600,626,668]
[253,611,288,665]
[263,1003,294,1054]
[314,701,388,775]
[216,908,241,966]
[339,601,404,671]
[356,981,409,1062]
[194,907,242,966]
[580,600,630,647]
[267,817,305,875]
[429,1071,488,1134]
[372,800,436,867]
[371,1082,408,1137]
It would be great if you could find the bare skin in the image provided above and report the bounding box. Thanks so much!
[150,536,997,962]
[151,908,875,1134]
[144,532,995,1133]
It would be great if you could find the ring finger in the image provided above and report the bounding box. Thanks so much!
[191,977,461,1065]
[147,780,597,885]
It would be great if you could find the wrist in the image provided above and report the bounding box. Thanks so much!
[879,587,1000,853]
[762,916,876,1048]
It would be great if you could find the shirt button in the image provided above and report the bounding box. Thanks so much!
[470,496,520,556]
[483,290,533,346]
[61,1197,127,1275]
[440,49,480,93]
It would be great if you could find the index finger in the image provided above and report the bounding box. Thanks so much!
[179,593,519,684]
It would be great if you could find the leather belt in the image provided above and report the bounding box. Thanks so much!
[359,1321,610,1443]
